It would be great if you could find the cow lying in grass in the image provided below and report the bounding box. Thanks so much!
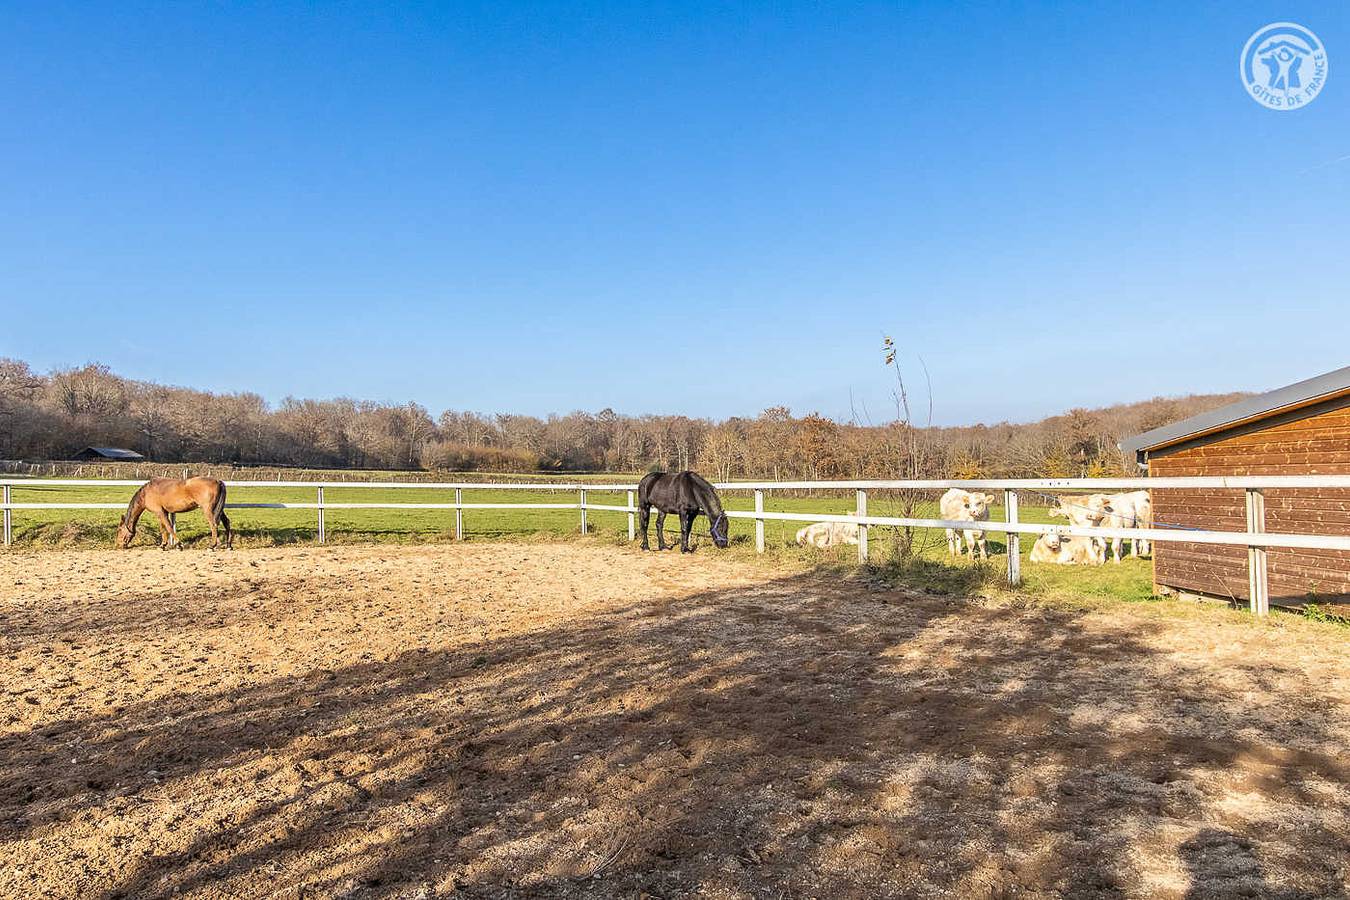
[1029,532,1104,565]
[795,512,860,549]
[940,488,995,559]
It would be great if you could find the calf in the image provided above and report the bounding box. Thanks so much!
[1029,532,1104,565]
[1048,493,1111,528]
[1049,493,1111,559]
[939,489,995,559]
[796,511,860,549]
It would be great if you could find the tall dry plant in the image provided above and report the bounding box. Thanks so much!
[880,336,941,561]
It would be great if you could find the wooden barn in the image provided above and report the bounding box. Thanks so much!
[72,446,145,461]
[1121,367,1350,610]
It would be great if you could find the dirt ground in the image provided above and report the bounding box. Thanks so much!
[1,544,1347,899]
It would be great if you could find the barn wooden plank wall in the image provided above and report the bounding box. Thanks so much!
[1150,397,1350,605]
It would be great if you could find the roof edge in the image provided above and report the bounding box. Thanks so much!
[1120,366,1350,458]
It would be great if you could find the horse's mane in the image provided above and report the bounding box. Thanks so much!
[687,472,725,518]
[122,483,147,524]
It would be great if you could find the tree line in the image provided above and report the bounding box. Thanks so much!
[0,358,1247,478]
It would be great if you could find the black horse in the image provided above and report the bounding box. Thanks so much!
[637,471,730,552]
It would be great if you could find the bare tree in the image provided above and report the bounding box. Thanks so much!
[0,355,1253,480]
[698,421,747,482]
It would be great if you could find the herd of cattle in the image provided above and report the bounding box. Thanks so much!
[794,488,1154,566]
[1043,489,1153,564]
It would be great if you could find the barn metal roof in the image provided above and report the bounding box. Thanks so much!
[1120,365,1350,460]
[79,447,146,460]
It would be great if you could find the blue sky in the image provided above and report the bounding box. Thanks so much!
[2,1,1347,426]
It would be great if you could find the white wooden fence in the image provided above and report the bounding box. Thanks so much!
[5,475,1350,617]
[0,479,639,546]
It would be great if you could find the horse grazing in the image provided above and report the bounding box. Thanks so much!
[116,477,232,550]
[637,471,729,552]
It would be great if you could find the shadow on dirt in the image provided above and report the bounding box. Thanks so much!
[1,567,1346,898]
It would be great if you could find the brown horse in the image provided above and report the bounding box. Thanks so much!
[116,477,232,550]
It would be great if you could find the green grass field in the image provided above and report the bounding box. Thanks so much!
[2,477,1157,603]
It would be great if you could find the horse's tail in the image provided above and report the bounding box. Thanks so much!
[212,481,228,520]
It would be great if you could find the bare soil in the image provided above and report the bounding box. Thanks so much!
[1,543,1347,899]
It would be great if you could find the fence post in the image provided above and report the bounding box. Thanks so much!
[1246,488,1269,617]
[455,488,463,541]
[627,490,635,542]
[1004,489,1021,588]
[754,489,765,553]
[3,484,10,548]
[856,488,868,564]
[579,489,588,535]
[317,486,325,544]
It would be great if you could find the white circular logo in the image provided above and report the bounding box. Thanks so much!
[1240,22,1328,110]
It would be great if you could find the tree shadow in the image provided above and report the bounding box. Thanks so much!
[1179,829,1273,900]
[1,564,1346,898]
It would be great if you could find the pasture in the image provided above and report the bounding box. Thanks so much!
[2,479,1157,604]
[1,543,1346,898]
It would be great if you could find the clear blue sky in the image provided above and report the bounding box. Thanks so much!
[2,1,1346,426]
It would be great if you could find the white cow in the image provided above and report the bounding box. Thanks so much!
[1048,493,1111,528]
[1098,490,1152,562]
[1049,491,1153,563]
[795,511,860,548]
[1029,532,1104,565]
[940,489,995,559]
[1049,493,1111,559]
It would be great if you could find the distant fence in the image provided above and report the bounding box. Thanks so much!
[5,476,1350,617]
[0,459,626,484]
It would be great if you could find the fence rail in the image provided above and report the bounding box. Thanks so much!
[6,476,1350,617]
